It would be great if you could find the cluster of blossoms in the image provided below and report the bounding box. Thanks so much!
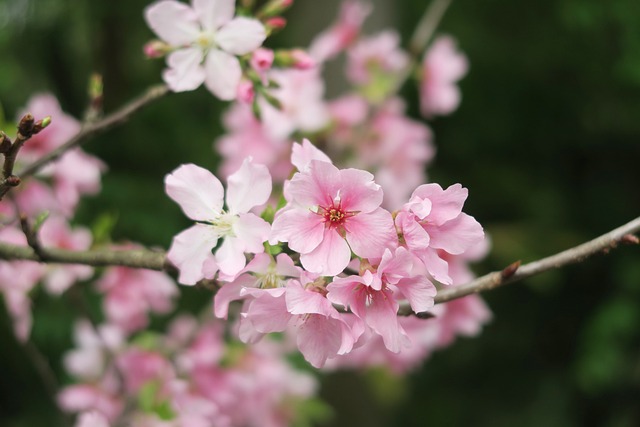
[0,0,491,426]
[165,139,487,369]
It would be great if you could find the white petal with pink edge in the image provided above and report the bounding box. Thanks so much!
[204,49,241,100]
[165,163,224,221]
[216,17,266,56]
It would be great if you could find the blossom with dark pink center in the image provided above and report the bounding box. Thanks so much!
[271,159,397,276]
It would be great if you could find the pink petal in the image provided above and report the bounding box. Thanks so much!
[216,17,266,55]
[285,281,336,317]
[300,228,351,276]
[226,158,272,214]
[271,208,325,254]
[413,183,467,225]
[215,236,246,276]
[396,211,430,251]
[213,275,255,319]
[163,48,206,92]
[165,163,224,221]
[326,276,363,310]
[144,0,200,45]
[192,0,234,31]
[288,160,341,208]
[365,290,408,353]
[337,168,383,213]
[395,277,436,314]
[428,213,484,255]
[345,208,397,259]
[167,224,219,285]
[297,315,344,368]
[233,213,270,253]
[204,48,241,100]
[291,138,332,172]
[419,249,452,285]
[243,289,291,333]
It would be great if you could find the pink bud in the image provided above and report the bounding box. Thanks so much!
[143,40,168,59]
[265,17,287,30]
[250,48,275,73]
[291,49,315,70]
[237,80,255,104]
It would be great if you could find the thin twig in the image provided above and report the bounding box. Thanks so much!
[409,0,453,56]
[17,84,169,179]
[1,216,639,311]
[397,215,640,314]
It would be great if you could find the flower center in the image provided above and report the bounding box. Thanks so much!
[319,203,354,229]
[209,212,237,237]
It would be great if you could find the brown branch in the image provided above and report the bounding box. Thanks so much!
[17,84,169,180]
[0,216,639,313]
[0,115,51,200]
[395,216,640,314]
[409,0,453,56]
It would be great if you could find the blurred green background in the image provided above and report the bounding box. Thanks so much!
[1,0,639,426]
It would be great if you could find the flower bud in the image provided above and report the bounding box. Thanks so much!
[265,16,287,32]
[143,40,170,59]
[237,80,255,104]
[250,48,274,74]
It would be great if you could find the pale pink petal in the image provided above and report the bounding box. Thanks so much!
[394,277,436,314]
[291,138,332,172]
[428,213,484,255]
[345,208,397,258]
[163,48,206,92]
[300,228,351,276]
[216,17,266,55]
[271,208,324,254]
[192,0,234,31]
[287,160,341,208]
[419,249,452,285]
[366,290,408,353]
[233,213,270,253]
[167,224,219,285]
[215,236,246,276]
[297,315,344,368]
[285,281,336,317]
[213,275,255,319]
[337,168,383,213]
[242,288,291,333]
[326,276,363,310]
[226,158,272,214]
[165,163,224,221]
[396,211,430,251]
[413,183,467,225]
[203,49,241,100]
[274,253,302,278]
[144,0,200,45]
[75,411,110,427]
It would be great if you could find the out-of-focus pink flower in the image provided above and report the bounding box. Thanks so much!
[97,266,178,334]
[259,68,330,140]
[165,159,272,283]
[216,103,292,183]
[75,411,110,427]
[309,0,372,62]
[346,30,409,86]
[272,160,397,276]
[58,382,124,423]
[0,226,46,341]
[396,183,484,284]
[420,35,468,117]
[116,348,175,394]
[236,79,255,103]
[144,0,266,99]
[64,320,124,381]
[39,216,94,294]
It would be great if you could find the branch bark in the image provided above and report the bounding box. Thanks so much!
[17,84,169,179]
[0,216,638,310]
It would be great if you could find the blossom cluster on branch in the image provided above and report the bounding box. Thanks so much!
[4,1,633,427]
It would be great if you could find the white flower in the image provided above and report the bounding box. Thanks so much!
[145,0,266,99]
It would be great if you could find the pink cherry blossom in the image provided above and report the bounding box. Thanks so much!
[272,159,397,276]
[346,30,409,86]
[396,183,484,284]
[309,0,372,62]
[75,411,110,427]
[97,265,178,334]
[327,247,436,352]
[290,138,332,172]
[420,35,469,117]
[144,0,266,99]
[39,216,94,294]
[240,280,356,368]
[166,158,272,283]
[63,320,124,381]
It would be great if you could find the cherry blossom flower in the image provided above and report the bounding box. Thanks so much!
[271,159,397,276]
[327,247,436,352]
[75,411,110,427]
[420,35,469,117]
[166,158,272,284]
[144,0,266,99]
[396,183,484,285]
